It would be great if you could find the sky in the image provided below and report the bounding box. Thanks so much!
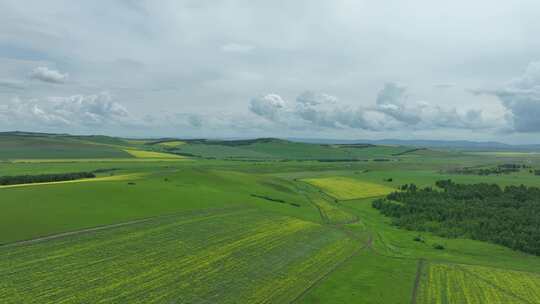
[1,0,540,143]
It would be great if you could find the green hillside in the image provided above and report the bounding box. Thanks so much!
[155,138,412,160]
[0,133,133,159]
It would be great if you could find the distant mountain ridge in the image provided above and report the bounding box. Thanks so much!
[2,131,540,151]
[288,138,540,151]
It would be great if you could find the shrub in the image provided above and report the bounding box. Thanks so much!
[433,243,445,250]
[413,236,425,243]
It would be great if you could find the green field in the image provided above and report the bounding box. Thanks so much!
[2,132,540,303]
[0,134,133,159]
[165,138,412,160]
[0,209,356,303]
[417,262,540,303]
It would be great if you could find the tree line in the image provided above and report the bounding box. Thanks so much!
[0,172,96,186]
[447,163,528,176]
[373,180,540,255]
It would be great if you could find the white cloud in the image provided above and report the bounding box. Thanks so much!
[29,66,68,84]
[0,92,130,128]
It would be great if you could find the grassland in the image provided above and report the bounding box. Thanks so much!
[0,167,322,243]
[2,133,540,303]
[0,134,132,159]
[169,138,412,160]
[302,176,394,200]
[0,208,357,303]
[310,198,357,224]
[0,173,144,189]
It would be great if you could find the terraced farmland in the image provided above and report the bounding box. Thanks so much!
[303,177,394,200]
[416,262,540,304]
[0,208,357,304]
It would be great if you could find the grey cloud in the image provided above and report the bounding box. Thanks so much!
[374,83,499,130]
[296,91,338,106]
[474,61,540,132]
[375,83,422,125]
[250,85,499,132]
[249,94,286,121]
[2,1,540,141]
[29,66,68,84]
[292,92,394,130]
[188,115,203,128]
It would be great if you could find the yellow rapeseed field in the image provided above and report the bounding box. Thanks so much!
[157,141,185,148]
[123,149,184,159]
[303,176,394,200]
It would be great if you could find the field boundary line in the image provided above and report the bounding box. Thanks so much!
[289,226,373,304]
[410,258,425,304]
[0,207,250,248]
[295,180,358,225]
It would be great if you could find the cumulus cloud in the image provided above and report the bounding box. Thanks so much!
[291,91,392,130]
[375,83,422,125]
[374,83,498,130]
[296,91,338,106]
[249,94,286,121]
[0,92,130,128]
[29,66,68,84]
[249,85,499,132]
[473,61,540,132]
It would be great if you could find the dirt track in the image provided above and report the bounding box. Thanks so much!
[0,217,154,248]
[410,259,425,304]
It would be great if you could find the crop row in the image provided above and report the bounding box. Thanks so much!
[0,208,356,303]
[416,262,540,304]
